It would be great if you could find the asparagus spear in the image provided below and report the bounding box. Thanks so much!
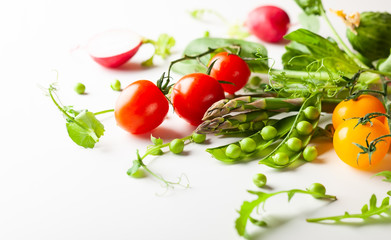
[202,96,305,120]
[196,110,279,134]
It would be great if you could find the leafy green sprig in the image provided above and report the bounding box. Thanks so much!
[47,84,113,148]
[127,133,206,189]
[236,183,336,237]
[307,192,391,224]
[141,33,176,67]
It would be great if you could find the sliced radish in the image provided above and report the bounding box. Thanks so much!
[87,29,143,68]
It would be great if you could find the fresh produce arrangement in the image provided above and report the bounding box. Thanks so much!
[47,0,391,238]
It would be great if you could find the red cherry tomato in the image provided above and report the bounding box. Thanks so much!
[114,80,169,134]
[171,73,225,126]
[246,5,290,43]
[208,52,251,94]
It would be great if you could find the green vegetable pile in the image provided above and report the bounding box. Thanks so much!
[46,0,391,238]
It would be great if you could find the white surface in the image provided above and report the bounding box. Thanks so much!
[1,0,391,239]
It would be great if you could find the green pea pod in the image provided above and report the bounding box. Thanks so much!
[259,93,322,168]
[206,115,296,163]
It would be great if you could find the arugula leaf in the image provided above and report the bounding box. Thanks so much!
[307,193,391,224]
[171,37,268,75]
[66,110,105,148]
[374,171,391,183]
[236,187,336,237]
[294,0,324,16]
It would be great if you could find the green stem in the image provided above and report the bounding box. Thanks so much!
[269,69,336,81]
[94,109,114,115]
[365,69,391,78]
[307,205,391,223]
[48,87,87,131]
[167,47,217,80]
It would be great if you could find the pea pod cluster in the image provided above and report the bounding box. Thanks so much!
[259,93,322,168]
[205,115,295,163]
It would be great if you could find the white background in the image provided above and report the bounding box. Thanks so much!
[1,0,391,239]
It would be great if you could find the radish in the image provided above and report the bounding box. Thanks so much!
[87,29,143,68]
[87,29,175,68]
[246,6,290,43]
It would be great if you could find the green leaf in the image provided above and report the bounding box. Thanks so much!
[369,194,377,210]
[249,217,267,227]
[294,0,324,16]
[308,193,391,224]
[127,160,141,176]
[154,33,176,59]
[151,135,163,146]
[66,110,105,148]
[171,37,268,75]
[235,187,335,236]
[142,34,175,67]
[282,41,315,71]
[298,12,320,33]
[374,171,391,183]
[235,191,268,236]
[361,204,368,213]
[378,50,391,73]
[284,28,359,74]
[381,197,390,207]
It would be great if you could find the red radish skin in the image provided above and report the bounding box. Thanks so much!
[87,29,143,68]
[246,6,290,43]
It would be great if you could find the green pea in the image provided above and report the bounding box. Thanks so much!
[249,76,262,86]
[308,183,326,197]
[74,82,86,94]
[226,144,241,159]
[111,79,121,91]
[261,126,277,140]
[192,133,206,143]
[169,139,184,154]
[272,152,289,165]
[286,137,302,152]
[303,106,320,120]
[253,121,265,130]
[240,137,257,153]
[296,121,313,135]
[253,173,267,188]
[303,146,318,161]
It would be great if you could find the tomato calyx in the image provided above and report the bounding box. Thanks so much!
[352,112,390,128]
[156,72,173,96]
[350,113,391,165]
[353,132,391,166]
